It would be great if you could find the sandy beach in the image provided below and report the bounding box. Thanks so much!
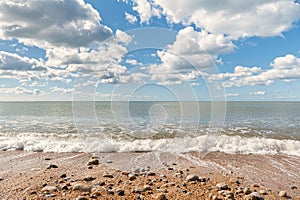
[1,151,299,199]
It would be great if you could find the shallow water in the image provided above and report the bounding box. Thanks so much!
[0,101,300,154]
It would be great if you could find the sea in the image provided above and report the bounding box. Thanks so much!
[0,101,300,155]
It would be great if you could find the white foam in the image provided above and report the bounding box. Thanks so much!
[1,133,300,155]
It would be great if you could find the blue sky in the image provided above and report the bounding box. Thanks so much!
[0,0,300,101]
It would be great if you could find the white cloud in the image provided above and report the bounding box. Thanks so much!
[132,0,161,24]
[0,51,46,71]
[50,86,74,94]
[206,54,300,87]
[226,93,239,97]
[150,0,300,38]
[249,91,266,95]
[146,26,234,84]
[0,86,44,95]
[0,0,112,48]
[125,12,138,24]
[115,29,132,45]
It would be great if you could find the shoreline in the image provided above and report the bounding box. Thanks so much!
[1,151,299,199]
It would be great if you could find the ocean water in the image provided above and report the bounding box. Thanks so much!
[0,101,300,155]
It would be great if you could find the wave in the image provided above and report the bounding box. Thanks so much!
[1,133,300,155]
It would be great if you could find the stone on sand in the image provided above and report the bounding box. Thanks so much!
[72,183,92,192]
[41,186,58,192]
[186,174,199,182]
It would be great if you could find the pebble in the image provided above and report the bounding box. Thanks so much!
[143,185,152,191]
[84,176,96,181]
[76,196,88,200]
[251,183,260,187]
[216,183,229,190]
[72,183,92,192]
[186,174,199,182]
[148,172,156,176]
[60,174,67,178]
[244,187,252,195]
[46,164,58,169]
[244,192,261,200]
[279,190,287,197]
[154,193,167,200]
[117,189,125,196]
[259,190,267,195]
[291,185,297,190]
[107,190,114,195]
[103,173,114,178]
[41,186,58,192]
[87,159,99,165]
[91,191,101,197]
[128,173,137,181]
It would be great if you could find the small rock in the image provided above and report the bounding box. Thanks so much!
[259,190,267,195]
[91,191,101,197]
[60,174,67,178]
[244,187,252,195]
[186,174,199,182]
[106,160,113,163]
[148,172,156,176]
[30,191,37,195]
[87,159,99,165]
[41,186,58,192]
[46,164,58,169]
[76,196,88,200]
[117,189,125,196]
[0,177,3,181]
[143,185,152,191]
[154,193,167,200]
[291,185,297,190]
[72,183,92,192]
[84,176,96,181]
[107,190,114,195]
[279,190,287,197]
[128,173,136,181]
[216,183,229,190]
[61,185,68,190]
[103,173,113,178]
[44,158,51,160]
[251,183,260,187]
[244,192,261,200]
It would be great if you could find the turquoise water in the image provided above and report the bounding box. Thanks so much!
[0,101,300,154]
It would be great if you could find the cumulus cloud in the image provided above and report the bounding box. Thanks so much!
[132,0,161,24]
[206,54,300,87]
[0,51,46,71]
[145,0,300,38]
[146,26,235,84]
[125,12,138,24]
[0,0,112,48]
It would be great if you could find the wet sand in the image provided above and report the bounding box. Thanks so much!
[0,151,299,199]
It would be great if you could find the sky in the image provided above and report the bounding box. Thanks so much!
[0,0,300,101]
